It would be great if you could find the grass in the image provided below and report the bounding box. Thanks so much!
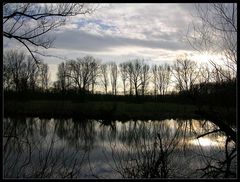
[4,100,236,128]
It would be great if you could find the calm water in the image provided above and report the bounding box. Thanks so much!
[3,117,236,178]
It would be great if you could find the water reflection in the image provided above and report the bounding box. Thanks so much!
[3,117,236,178]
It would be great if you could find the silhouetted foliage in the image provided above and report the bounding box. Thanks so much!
[3,49,50,92]
[3,3,96,62]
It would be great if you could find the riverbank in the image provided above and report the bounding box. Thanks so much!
[4,100,200,120]
[4,100,236,125]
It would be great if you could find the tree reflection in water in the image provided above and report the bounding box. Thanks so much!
[3,118,236,178]
[4,118,88,178]
[104,120,182,178]
[103,119,236,178]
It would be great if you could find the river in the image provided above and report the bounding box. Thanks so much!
[3,117,236,178]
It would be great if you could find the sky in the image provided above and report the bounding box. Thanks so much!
[3,3,226,82]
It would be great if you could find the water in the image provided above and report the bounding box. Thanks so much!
[3,117,236,178]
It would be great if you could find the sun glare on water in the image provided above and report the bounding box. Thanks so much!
[189,137,220,147]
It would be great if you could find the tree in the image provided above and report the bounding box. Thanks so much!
[3,50,43,91]
[151,65,158,97]
[210,65,230,83]
[126,61,134,95]
[140,63,150,96]
[3,3,96,62]
[109,62,118,95]
[3,49,26,91]
[3,51,13,90]
[100,64,109,94]
[89,59,100,94]
[67,59,82,91]
[107,120,183,178]
[198,63,211,84]
[56,62,69,92]
[38,62,50,91]
[3,58,12,91]
[172,58,199,92]
[156,64,171,95]
[80,56,98,93]
[119,62,128,95]
[186,4,237,176]
[130,59,143,96]
[186,3,237,80]
[55,56,102,94]
[26,56,39,91]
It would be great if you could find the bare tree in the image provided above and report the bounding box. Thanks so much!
[185,4,237,176]
[3,49,48,91]
[100,64,109,94]
[3,49,40,91]
[126,61,134,95]
[3,3,96,62]
[26,56,40,91]
[210,63,232,83]
[109,62,118,95]
[130,59,143,96]
[198,63,211,84]
[186,3,237,80]
[156,64,171,95]
[67,59,82,91]
[140,63,150,96]
[80,56,98,93]
[119,62,128,95]
[172,58,199,92]
[18,61,29,91]
[151,64,158,97]
[105,120,183,178]
[3,57,12,91]
[56,62,69,92]
[55,56,102,94]
[3,52,13,90]
[38,62,50,91]
[3,50,26,91]
[89,59,100,94]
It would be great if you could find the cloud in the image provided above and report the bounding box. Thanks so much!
[4,3,196,55]
[5,3,226,83]
[53,28,191,53]
[50,3,195,60]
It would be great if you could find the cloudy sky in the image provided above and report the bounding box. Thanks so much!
[3,3,225,82]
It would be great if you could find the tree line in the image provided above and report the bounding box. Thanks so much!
[3,50,50,92]
[4,49,236,97]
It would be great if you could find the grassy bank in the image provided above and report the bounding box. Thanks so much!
[4,100,199,120]
[4,100,236,127]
